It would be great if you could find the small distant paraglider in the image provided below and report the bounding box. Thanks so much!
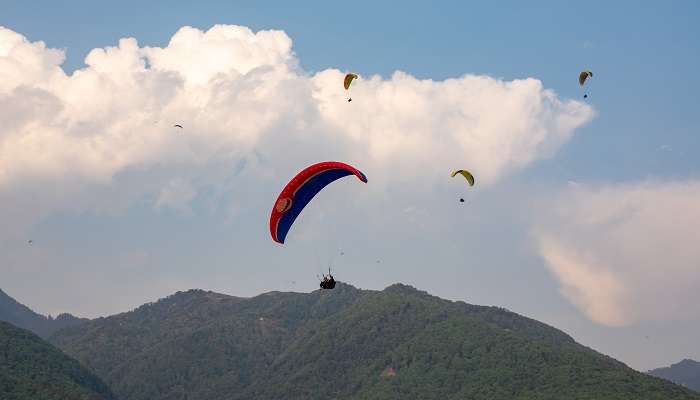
[344,73,358,102]
[173,124,183,129]
[27,240,33,246]
[451,169,475,203]
[451,170,475,186]
[579,70,593,99]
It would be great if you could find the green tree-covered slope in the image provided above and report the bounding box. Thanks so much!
[52,283,699,400]
[0,321,115,400]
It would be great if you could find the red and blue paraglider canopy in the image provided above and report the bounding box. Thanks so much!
[270,161,367,244]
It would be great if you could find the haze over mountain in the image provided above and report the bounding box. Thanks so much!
[0,320,115,400]
[0,288,86,338]
[51,283,699,400]
[649,359,700,392]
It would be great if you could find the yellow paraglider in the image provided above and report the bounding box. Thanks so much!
[579,70,593,99]
[344,73,358,102]
[451,170,474,204]
[578,70,593,86]
[344,73,358,90]
[451,170,475,186]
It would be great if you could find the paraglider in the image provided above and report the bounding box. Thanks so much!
[451,169,475,186]
[451,169,474,203]
[174,124,183,129]
[319,268,336,290]
[27,240,33,246]
[578,70,593,86]
[578,70,593,99]
[344,73,358,102]
[269,161,367,244]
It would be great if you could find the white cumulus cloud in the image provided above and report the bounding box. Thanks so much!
[536,180,700,327]
[0,24,592,234]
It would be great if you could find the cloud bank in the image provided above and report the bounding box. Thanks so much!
[536,180,700,327]
[0,24,592,229]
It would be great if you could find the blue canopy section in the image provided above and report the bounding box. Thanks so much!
[275,168,354,244]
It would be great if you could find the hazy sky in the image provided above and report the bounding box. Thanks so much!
[1,1,699,371]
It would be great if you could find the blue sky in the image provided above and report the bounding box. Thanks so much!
[1,1,699,370]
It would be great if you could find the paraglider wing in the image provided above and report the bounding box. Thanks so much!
[578,70,593,86]
[451,170,475,186]
[270,161,367,244]
[174,124,183,128]
[343,73,358,90]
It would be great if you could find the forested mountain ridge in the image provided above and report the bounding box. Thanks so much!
[0,288,86,338]
[649,359,700,392]
[51,283,700,400]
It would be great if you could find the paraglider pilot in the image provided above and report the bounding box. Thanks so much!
[319,268,336,290]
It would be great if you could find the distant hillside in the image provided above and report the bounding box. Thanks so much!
[52,283,699,400]
[0,321,115,400]
[0,288,86,338]
[649,359,700,392]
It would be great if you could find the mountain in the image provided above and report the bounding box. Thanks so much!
[649,359,700,392]
[0,288,86,338]
[51,283,700,400]
[0,321,115,400]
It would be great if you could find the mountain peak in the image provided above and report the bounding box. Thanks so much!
[1,287,86,338]
[649,358,700,392]
[383,282,432,297]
